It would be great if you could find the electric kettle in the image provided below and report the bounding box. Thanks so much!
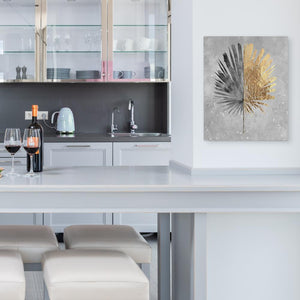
[51,107,75,134]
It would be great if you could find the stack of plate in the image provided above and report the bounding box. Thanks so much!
[47,68,71,80]
[76,70,101,79]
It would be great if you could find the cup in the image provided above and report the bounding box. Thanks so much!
[113,71,124,79]
[149,39,159,51]
[121,71,136,79]
[144,66,165,79]
[136,37,151,51]
[124,39,134,51]
[117,40,126,51]
[113,40,118,51]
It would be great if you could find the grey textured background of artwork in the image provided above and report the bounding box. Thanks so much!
[204,36,289,141]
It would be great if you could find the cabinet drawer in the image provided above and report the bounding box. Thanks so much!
[44,143,113,168]
[113,142,171,166]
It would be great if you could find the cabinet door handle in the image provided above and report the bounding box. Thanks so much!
[134,144,160,148]
[65,145,91,148]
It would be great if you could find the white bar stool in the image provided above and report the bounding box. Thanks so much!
[64,225,151,278]
[42,249,149,300]
[0,225,59,299]
[0,250,25,300]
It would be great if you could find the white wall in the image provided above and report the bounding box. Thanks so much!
[172,0,300,300]
[207,214,300,300]
[171,0,194,167]
[172,0,300,169]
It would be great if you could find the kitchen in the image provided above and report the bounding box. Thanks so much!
[0,0,300,300]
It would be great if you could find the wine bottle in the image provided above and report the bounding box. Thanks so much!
[27,105,44,172]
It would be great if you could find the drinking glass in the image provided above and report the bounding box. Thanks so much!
[23,129,40,178]
[4,128,22,176]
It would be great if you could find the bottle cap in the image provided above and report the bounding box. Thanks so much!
[32,105,38,117]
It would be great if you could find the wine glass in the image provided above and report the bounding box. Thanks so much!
[23,129,40,178]
[4,128,22,176]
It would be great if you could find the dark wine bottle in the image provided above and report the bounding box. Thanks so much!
[27,105,44,172]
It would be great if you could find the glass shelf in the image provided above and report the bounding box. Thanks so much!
[3,51,35,54]
[48,25,102,27]
[113,51,167,53]
[47,51,101,53]
[0,25,35,27]
[113,25,167,27]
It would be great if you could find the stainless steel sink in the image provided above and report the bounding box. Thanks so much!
[108,132,164,137]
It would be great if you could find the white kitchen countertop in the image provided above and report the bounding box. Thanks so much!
[0,166,300,192]
[0,166,300,214]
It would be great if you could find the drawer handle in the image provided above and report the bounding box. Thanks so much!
[66,145,91,148]
[134,144,160,148]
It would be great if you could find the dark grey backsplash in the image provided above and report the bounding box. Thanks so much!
[0,83,168,135]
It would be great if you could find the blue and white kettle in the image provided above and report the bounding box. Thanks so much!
[51,107,75,134]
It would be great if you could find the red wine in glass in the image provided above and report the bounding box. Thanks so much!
[23,129,40,178]
[5,145,21,155]
[4,128,21,176]
[23,147,39,155]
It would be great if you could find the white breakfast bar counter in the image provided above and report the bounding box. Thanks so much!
[2,165,300,300]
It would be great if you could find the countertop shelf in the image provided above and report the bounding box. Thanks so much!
[43,132,171,143]
[1,166,300,194]
[0,133,171,143]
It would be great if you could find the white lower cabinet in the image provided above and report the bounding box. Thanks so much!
[113,142,171,166]
[113,142,171,232]
[44,142,113,233]
[44,142,113,168]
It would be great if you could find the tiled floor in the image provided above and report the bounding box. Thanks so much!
[25,234,158,300]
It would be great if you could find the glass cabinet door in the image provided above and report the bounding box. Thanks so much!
[109,0,169,82]
[44,0,104,82]
[0,0,37,82]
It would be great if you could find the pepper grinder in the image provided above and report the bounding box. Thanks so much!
[16,66,21,80]
[22,66,27,80]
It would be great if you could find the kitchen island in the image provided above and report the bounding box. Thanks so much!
[1,165,300,300]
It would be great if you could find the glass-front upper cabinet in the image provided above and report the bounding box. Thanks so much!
[0,0,170,83]
[0,0,38,82]
[44,0,104,81]
[109,0,169,82]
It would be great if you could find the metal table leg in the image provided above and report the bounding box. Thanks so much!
[158,213,171,300]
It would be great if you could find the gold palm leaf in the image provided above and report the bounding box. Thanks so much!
[243,43,276,113]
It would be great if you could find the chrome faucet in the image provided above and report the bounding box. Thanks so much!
[111,106,120,135]
[128,99,138,134]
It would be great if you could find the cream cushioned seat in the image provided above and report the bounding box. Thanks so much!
[0,250,25,300]
[64,225,151,263]
[42,249,149,300]
[0,225,58,263]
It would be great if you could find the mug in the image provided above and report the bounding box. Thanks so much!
[115,40,125,51]
[136,37,151,51]
[121,71,136,79]
[149,39,159,51]
[113,71,124,79]
[144,66,165,79]
[124,39,134,51]
[113,40,118,51]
